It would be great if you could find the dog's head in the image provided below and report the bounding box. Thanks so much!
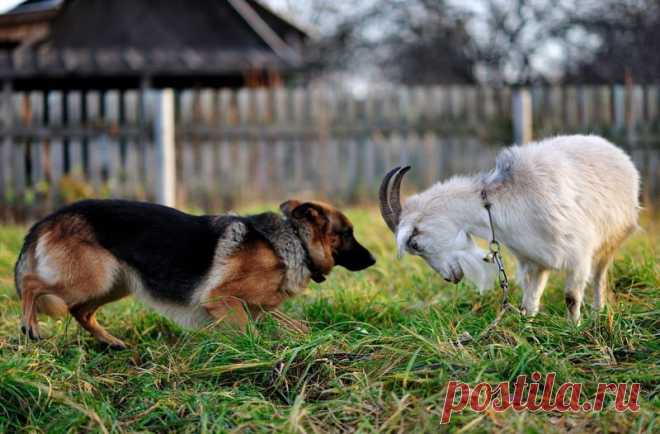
[280,200,376,282]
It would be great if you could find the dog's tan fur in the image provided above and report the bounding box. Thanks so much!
[16,200,374,348]
[20,216,128,346]
[204,238,287,330]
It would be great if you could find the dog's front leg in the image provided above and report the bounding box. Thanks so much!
[248,306,309,335]
[203,295,250,331]
[270,309,309,334]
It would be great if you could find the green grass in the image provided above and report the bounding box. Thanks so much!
[0,208,658,433]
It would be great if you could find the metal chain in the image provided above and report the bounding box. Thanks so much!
[480,190,510,309]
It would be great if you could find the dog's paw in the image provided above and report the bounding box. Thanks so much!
[102,339,128,351]
[21,325,42,341]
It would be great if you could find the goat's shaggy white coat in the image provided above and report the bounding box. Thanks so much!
[396,135,639,321]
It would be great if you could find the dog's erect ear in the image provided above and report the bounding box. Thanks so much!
[280,200,328,227]
[279,200,302,218]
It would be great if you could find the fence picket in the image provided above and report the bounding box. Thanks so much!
[106,90,122,195]
[647,85,659,122]
[27,92,44,188]
[596,86,611,126]
[66,91,84,177]
[123,90,143,199]
[0,136,9,204]
[273,87,288,125]
[200,89,217,208]
[630,85,644,129]
[85,91,103,189]
[579,86,593,128]
[12,93,26,203]
[613,85,626,130]
[48,91,64,197]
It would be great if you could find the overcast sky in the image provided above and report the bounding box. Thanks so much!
[0,0,21,13]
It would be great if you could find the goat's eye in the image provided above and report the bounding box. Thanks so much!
[407,227,422,252]
[408,237,421,252]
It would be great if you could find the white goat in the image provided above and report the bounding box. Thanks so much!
[379,135,639,322]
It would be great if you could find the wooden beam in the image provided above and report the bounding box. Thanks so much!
[227,0,301,65]
[512,88,532,144]
[154,89,175,207]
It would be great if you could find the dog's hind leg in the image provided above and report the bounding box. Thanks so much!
[70,301,127,350]
[20,274,65,340]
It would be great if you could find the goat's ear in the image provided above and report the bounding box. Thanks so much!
[483,149,515,192]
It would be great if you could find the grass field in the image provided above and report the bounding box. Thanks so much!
[0,207,658,433]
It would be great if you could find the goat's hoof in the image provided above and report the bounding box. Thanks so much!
[567,315,581,325]
[519,305,539,318]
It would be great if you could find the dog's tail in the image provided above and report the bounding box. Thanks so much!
[14,224,68,318]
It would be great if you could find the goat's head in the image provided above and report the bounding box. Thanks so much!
[379,166,496,292]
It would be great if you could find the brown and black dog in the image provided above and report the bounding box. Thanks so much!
[14,199,375,348]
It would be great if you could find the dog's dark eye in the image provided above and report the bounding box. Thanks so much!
[340,228,353,239]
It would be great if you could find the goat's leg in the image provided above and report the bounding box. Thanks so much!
[592,254,614,311]
[518,262,550,316]
[564,260,591,323]
[591,224,634,311]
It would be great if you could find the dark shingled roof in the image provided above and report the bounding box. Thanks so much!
[0,0,308,79]
[6,0,64,15]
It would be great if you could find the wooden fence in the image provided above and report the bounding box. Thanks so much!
[0,84,658,220]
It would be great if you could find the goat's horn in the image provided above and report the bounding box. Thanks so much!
[379,166,400,232]
[379,165,411,233]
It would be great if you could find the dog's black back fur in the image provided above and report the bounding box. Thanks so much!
[22,200,275,303]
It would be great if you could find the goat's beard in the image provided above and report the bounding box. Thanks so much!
[455,246,497,294]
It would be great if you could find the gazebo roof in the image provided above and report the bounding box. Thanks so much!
[0,0,308,79]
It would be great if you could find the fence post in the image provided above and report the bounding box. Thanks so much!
[1,81,13,204]
[612,85,625,131]
[512,87,533,144]
[155,89,176,207]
